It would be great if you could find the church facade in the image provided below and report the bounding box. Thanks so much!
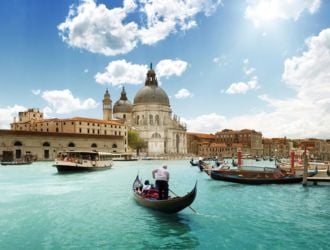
[110,66,187,156]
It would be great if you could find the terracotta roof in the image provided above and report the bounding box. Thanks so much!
[12,117,124,126]
[0,129,123,139]
[187,132,215,139]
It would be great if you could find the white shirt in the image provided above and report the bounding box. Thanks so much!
[142,184,151,192]
[152,167,169,181]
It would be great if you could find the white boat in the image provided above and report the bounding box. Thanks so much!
[53,151,113,173]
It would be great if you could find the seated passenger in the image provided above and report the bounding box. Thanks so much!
[142,180,151,192]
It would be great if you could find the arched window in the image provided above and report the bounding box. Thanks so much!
[151,133,161,139]
[112,144,117,148]
[155,115,160,126]
[149,115,153,125]
[43,142,50,147]
[68,142,75,147]
[14,141,22,146]
[91,143,97,148]
[136,115,140,125]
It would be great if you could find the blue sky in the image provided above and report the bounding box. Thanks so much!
[0,0,329,139]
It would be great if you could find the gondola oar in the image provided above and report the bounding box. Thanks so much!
[169,188,197,214]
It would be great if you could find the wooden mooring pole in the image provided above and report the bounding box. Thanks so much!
[302,152,308,186]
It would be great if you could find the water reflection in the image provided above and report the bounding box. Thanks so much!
[139,211,199,249]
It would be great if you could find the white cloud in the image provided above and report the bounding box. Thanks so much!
[224,59,259,94]
[243,59,256,76]
[42,106,53,118]
[213,55,228,67]
[32,89,41,95]
[225,77,259,94]
[138,0,221,44]
[187,28,330,139]
[95,60,148,86]
[95,59,188,86]
[84,69,89,73]
[175,88,193,99]
[245,0,321,27]
[155,59,188,79]
[41,89,98,114]
[182,113,228,133]
[0,105,26,129]
[58,0,139,56]
[58,0,222,56]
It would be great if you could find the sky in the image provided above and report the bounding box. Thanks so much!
[0,0,329,139]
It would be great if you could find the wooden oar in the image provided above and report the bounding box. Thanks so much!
[169,188,197,214]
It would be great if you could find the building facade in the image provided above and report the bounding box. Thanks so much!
[3,108,128,161]
[113,66,187,156]
[0,130,124,162]
[215,129,263,157]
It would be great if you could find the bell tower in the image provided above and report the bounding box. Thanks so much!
[103,89,112,120]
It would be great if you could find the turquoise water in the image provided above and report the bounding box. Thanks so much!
[0,160,329,250]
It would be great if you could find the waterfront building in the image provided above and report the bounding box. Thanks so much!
[0,129,123,162]
[113,65,187,156]
[188,131,261,158]
[1,108,128,162]
[297,138,330,161]
[187,132,215,156]
[215,129,263,157]
[262,137,291,158]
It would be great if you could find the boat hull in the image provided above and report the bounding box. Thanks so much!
[1,161,32,166]
[133,176,197,213]
[210,171,303,185]
[54,164,111,173]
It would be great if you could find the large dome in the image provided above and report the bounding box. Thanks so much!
[113,87,133,113]
[133,65,170,106]
[134,86,170,106]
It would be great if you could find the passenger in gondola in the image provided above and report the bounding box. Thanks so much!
[152,164,169,200]
[142,180,151,193]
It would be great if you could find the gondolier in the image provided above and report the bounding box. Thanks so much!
[152,164,169,200]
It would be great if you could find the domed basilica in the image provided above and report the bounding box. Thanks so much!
[102,65,187,156]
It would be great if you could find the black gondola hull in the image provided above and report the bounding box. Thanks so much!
[210,171,303,185]
[133,176,197,213]
[54,164,111,173]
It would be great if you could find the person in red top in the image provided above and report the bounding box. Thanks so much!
[152,164,169,200]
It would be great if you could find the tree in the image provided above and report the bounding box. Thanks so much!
[128,130,147,156]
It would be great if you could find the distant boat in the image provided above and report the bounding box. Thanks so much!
[189,159,199,166]
[132,175,197,213]
[112,153,138,161]
[53,151,113,173]
[142,156,153,160]
[1,161,32,166]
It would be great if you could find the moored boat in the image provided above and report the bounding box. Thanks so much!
[207,169,303,185]
[53,151,113,173]
[132,175,197,213]
[1,161,32,166]
[189,158,199,166]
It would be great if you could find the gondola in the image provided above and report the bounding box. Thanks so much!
[189,159,199,166]
[132,175,197,213]
[208,170,303,185]
[1,161,32,166]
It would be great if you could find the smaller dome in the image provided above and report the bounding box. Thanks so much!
[113,87,133,113]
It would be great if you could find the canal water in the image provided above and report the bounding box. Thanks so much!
[0,160,329,249]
